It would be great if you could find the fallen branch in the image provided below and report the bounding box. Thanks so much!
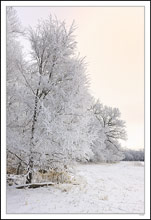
[15,182,55,189]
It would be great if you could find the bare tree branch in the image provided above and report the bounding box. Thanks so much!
[7,150,28,166]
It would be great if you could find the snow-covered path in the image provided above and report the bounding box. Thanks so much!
[7,162,144,213]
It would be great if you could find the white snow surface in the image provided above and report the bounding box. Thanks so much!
[7,161,144,214]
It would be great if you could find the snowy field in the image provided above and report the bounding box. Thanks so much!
[7,161,144,214]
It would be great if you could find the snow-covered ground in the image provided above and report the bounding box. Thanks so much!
[7,161,144,214]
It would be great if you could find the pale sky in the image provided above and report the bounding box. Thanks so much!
[14,7,144,150]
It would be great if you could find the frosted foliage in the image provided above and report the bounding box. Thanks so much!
[29,60,95,169]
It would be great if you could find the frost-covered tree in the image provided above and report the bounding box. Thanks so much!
[7,9,96,181]
[91,100,126,162]
[16,16,96,183]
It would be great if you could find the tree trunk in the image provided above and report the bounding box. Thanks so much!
[26,62,51,184]
[26,89,39,184]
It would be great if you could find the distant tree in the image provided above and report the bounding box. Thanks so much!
[91,100,127,162]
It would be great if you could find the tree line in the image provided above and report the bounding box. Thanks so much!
[122,149,144,161]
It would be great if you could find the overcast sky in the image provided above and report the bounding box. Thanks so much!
[14,6,144,150]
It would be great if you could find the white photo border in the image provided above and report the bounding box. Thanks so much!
[1,1,150,219]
